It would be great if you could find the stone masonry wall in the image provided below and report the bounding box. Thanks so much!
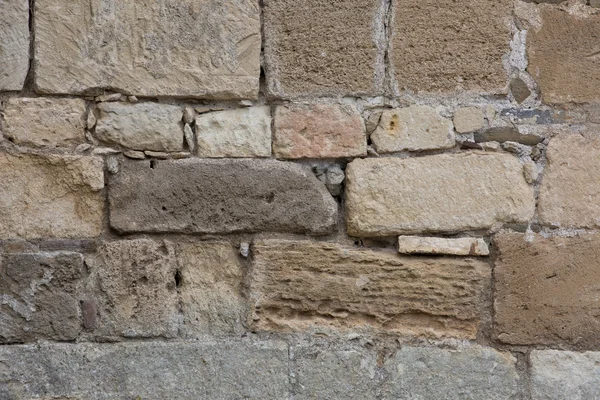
[1,0,600,398]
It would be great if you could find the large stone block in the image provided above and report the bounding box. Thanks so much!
[382,346,520,399]
[531,350,600,400]
[109,158,337,235]
[95,102,183,152]
[0,0,29,91]
[539,133,600,228]
[0,341,289,399]
[251,240,490,338]
[263,0,383,98]
[0,152,104,239]
[528,9,600,103]
[2,98,86,148]
[494,232,600,347]
[390,0,511,93]
[345,153,535,236]
[34,0,261,99]
[0,252,83,343]
[273,104,367,159]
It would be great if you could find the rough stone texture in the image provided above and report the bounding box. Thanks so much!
[510,77,531,104]
[109,158,337,235]
[251,240,490,338]
[528,9,600,103]
[345,153,535,236]
[0,341,289,399]
[531,350,600,400]
[34,0,261,99]
[397,236,489,256]
[263,0,382,98]
[539,133,600,228]
[0,152,104,239]
[474,127,543,145]
[391,0,512,93]
[0,252,83,343]
[273,104,367,158]
[2,98,86,148]
[195,107,271,158]
[95,102,183,152]
[382,346,520,399]
[292,346,378,399]
[177,242,246,338]
[494,232,600,347]
[0,0,29,91]
[370,106,455,153]
[85,239,179,339]
[453,107,485,134]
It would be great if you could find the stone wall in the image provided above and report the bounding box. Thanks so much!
[0,0,599,398]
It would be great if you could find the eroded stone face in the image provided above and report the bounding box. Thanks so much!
[251,240,490,338]
[397,236,489,256]
[0,0,29,91]
[34,0,261,99]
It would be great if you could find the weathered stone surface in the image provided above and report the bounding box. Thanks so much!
[263,0,382,98]
[95,102,183,152]
[382,346,519,399]
[85,239,179,339]
[109,158,337,235]
[391,0,511,93]
[3,98,86,147]
[34,0,261,99]
[494,232,600,347]
[510,77,531,104]
[0,152,104,239]
[474,127,543,145]
[0,341,289,399]
[0,0,29,91]
[453,107,484,134]
[370,106,455,152]
[178,242,246,338]
[292,346,377,399]
[398,236,489,256]
[528,9,600,103]
[531,350,600,400]
[345,153,535,236]
[195,107,271,157]
[251,240,490,338]
[0,252,83,343]
[539,133,600,228]
[273,104,367,158]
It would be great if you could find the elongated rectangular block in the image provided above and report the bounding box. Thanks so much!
[345,153,535,236]
[0,0,29,90]
[398,236,489,256]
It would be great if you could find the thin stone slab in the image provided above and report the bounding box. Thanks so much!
[0,0,29,91]
[398,236,489,256]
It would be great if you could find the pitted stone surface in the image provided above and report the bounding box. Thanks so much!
[0,153,104,239]
[109,158,337,234]
[0,0,29,91]
[251,240,490,338]
[345,153,535,236]
[34,0,261,99]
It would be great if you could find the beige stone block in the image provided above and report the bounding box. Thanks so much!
[0,0,29,91]
[398,236,489,256]
[453,107,485,134]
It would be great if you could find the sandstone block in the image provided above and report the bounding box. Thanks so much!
[397,236,489,256]
[370,106,455,152]
[273,104,367,158]
[391,0,511,93]
[251,240,490,338]
[494,232,600,347]
[34,0,261,99]
[195,107,271,157]
[0,153,104,239]
[345,153,535,236]
[95,102,183,152]
[531,350,600,400]
[528,9,600,103]
[453,107,485,133]
[109,158,337,235]
[0,341,289,399]
[0,0,29,91]
[263,0,382,98]
[382,346,519,399]
[0,252,83,343]
[2,98,86,147]
[539,133,600,228]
